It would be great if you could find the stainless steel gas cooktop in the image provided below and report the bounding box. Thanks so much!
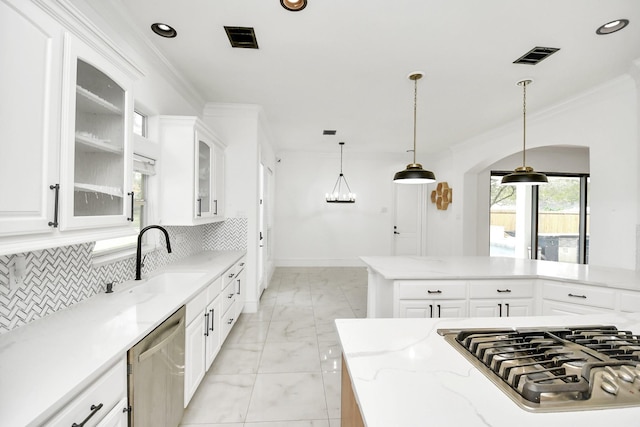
[438,325,640,412]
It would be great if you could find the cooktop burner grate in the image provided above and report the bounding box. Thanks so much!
[438,326,640,412]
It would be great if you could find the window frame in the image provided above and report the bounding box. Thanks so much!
[490,171,590,264]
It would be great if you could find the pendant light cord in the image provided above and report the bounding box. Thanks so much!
[340,143,344,175]
[522,80,527,168]
[413,76,418,165]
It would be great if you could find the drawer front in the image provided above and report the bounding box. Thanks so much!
[619,291,640,313]
[186,288,207,325]
[206,276,223,304]
[221,304,237,341]
[223,266,236,287]
[235,257,246,276]
[542,281,616,309]
[45,358,126,427]
[221,282,236,314]
[469,280,534,299]
[396,280,466,300]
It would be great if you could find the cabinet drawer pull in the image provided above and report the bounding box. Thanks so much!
[227,318,234,325]
[204,312,209,336]
[228,273,235,278]
[228,293,234,299]
[48,184,60,228]
[568,293,587,299]
[427,290,442,294]
[127,191,134,221]
[497,289,512,293]
[72,403,103,427]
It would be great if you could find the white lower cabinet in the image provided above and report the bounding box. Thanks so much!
[44,357,127,427]
[398,299,467,318]
[184,312,206,407]
[205,295,222,370]
[96,397,128,427]
[469,298,534,317]
[541,280,615,315]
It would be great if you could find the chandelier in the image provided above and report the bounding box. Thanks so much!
[326,142,356,203]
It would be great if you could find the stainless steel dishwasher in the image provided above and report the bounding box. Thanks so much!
[127,306,185,427]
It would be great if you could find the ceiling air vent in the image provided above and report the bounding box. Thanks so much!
[224,26,259,49]
[323,130,337,135]
[513,46,560,65]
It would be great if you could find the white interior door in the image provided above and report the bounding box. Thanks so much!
[258,162,265,294]
[393,184,425,256]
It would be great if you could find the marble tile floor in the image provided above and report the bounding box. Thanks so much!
[180,267,368,427]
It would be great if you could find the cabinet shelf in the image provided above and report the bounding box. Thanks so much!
[75,133,122,154]
[74,183,123,198]
[76,85,122,115]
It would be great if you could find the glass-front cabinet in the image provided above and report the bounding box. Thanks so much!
[197,140,212,217]
[60,34,133,230]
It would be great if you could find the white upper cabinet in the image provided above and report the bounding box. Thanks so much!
[59,33,134,230]
[0,0,62,236]
[159,116,226,225]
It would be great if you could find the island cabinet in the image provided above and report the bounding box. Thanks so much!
[395,280,467,318]
[468,280,535,317]
[158,116,226,226]
[541,280,616,315]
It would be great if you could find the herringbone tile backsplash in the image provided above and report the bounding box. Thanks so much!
[0,219,247,334]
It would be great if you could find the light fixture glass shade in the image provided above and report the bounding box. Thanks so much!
[393,163,436,184]
[281,0,307,11]
[501,166,548,185]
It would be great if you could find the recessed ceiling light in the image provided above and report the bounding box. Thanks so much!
[151,23,177,38]
[596,19,629,35]
[281,0,307,12]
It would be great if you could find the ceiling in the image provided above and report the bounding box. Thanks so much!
[92,1,640,156]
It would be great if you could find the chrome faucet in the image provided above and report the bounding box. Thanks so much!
[136,225,172,280]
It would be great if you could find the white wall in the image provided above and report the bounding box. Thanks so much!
[274,150,408,266]
[427,75,639,270]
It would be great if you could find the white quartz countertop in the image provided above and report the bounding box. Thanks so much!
[336,312,640,427]
[0,250,244,427]
[360,255,640,291]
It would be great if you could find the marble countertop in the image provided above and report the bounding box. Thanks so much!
[336,312,640,427]
[0,250,244,427]
[360,255,640,290]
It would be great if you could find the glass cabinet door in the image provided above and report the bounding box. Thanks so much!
[197,139,212,217]
[60,34,133,230]
[74,59,125,217]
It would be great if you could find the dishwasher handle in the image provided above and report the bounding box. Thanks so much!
[138,317,185,363]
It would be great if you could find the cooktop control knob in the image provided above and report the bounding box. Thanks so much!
[618,365,636,383]
[602,368,620,395]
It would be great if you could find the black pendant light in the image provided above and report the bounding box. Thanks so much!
[501,79,548,185]
[394,72,436,184]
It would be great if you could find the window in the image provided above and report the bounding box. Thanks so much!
[489,172,589,264]
[133,110,147,137]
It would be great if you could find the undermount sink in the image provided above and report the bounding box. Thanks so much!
[121,272,205,294]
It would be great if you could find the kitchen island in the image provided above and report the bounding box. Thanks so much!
[361,256,640,317]
[336,312,640,427]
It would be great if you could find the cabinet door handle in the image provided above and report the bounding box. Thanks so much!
[237,279,241,295]
[127,191,134,221]
[72,403,103,427]
[427,290,442,294]
[48,184,60,228]
[497,289,512,293]
[437,304,441,318]
[204,312,209,336]
[505,303,510,317]
[197,198,202,217]
[209,308,215,331]
[568,293,587,299]
[429,304,433,318]
[214,199,218,215]
[498,303,502,317]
